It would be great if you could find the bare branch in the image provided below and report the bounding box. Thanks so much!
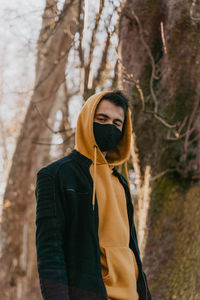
[151,168,176,181]
[166,119,198,140]
[130,9,159,113]
[32,132,75,146]
[84,0,105,88]
[32,66,80,104]
[93,29,112,88]
[135,80,145,111]
[188,132,200,146]
[153,113,177,129]
[33,104,73,134]
[160,21,167,54]
[78,0,84,68]
[184,98,200,150]
[177,115,188,135]
[36,0,58,72]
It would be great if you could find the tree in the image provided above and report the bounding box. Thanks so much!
[0,1,79,299]
[120,0,200,299]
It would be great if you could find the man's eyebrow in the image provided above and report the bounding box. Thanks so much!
[95,113,123,123]
[95,113,109,118]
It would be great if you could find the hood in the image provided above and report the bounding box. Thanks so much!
[74,91,132,167]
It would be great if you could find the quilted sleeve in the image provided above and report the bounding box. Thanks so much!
[35,170,70,300]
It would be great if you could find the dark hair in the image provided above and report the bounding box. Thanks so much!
[101,90,129,118]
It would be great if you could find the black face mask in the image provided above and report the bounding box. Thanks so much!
[93,122,122,152]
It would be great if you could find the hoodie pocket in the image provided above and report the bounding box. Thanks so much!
[100,247,112,282]
[100,246,139,285]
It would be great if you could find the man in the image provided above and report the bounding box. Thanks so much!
[35,91,151,300]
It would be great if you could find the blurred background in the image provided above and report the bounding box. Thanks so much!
[0,0,200,299]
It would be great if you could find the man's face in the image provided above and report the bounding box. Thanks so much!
[94,99,125,131]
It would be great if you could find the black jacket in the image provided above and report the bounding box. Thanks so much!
[35,150,151,300]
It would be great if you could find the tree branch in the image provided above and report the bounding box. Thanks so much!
[130,9,159,113]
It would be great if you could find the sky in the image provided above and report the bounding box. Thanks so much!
[0,0,46,127]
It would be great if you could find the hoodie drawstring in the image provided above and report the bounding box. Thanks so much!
[92,145,97,210]
[92,147,130,210]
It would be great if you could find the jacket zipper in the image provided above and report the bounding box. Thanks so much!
[131,224,148,300]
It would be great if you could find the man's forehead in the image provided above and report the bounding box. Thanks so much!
[95,99,125,120]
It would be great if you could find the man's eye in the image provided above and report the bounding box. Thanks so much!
[97,118,105,121]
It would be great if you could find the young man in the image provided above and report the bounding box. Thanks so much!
[35,91,151,300]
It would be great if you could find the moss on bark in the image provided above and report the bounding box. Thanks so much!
[149,181,200,299]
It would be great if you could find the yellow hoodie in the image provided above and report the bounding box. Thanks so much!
[75,91,139,300]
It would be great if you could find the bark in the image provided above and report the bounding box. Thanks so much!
[58,81,75,156]
[120,0,200,299]
[0,1,79,299]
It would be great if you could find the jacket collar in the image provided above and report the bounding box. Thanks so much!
[71,149,93,169]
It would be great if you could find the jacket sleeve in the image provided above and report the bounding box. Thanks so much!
[35,170,70,300]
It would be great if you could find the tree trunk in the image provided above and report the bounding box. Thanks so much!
[0,1,79,299]
[120,0,200,299]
